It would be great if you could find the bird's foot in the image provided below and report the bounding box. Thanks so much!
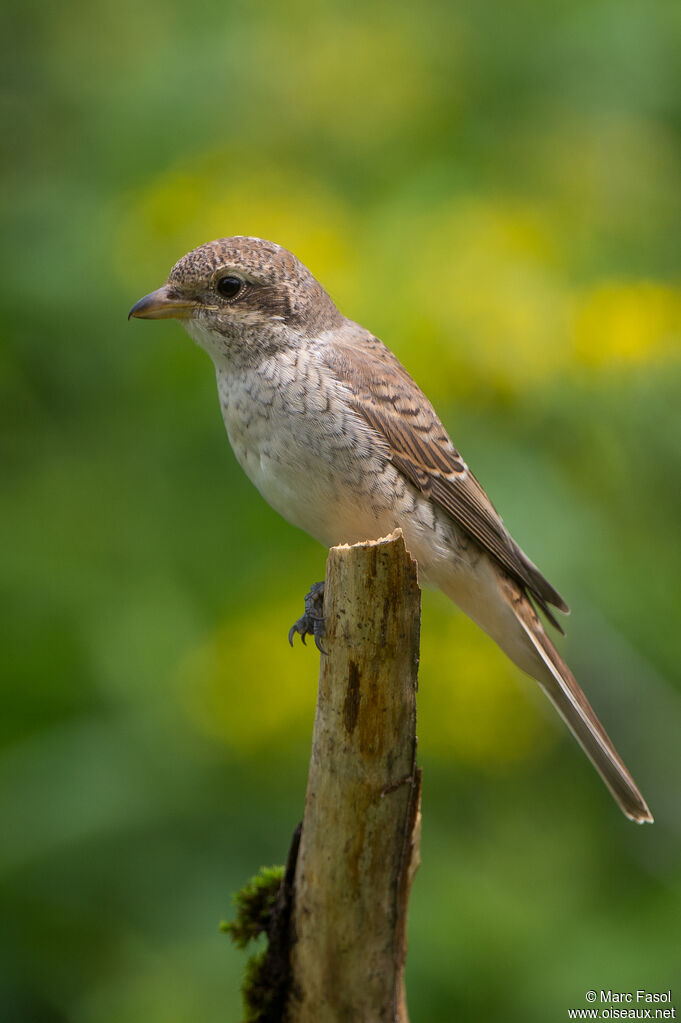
[288,581,326,653]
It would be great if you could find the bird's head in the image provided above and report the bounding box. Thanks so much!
[129,236,343,362]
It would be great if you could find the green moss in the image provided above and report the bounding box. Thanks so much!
[222,865,284,948]
[240,948,275,1022]
[222,865,287,1022]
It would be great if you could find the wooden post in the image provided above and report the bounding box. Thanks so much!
[287,530,422,1023]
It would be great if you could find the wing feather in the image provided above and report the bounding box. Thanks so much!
[322,330,569,624]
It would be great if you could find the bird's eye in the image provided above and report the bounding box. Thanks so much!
[216,275,244,299]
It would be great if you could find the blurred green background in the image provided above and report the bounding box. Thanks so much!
[2,0,681,1019]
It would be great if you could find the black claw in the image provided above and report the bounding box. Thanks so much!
[288,581,327,654]
[312,620,327,655]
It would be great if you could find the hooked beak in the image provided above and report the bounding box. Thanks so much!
[128,285,197,321]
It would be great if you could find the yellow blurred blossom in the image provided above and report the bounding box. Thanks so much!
[176,603,314,754]
[115,151,355,292]
[177,589,551,770]
[395,198,575,401]
[418,592,553,770]
[573,280,681,367]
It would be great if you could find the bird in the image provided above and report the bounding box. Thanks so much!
[129,235,653,823]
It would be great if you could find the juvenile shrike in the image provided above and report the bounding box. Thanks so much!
[130,236,652,823]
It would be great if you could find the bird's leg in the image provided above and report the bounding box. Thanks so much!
[288,581,326,653]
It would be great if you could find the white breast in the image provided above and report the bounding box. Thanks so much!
[212,349,398,548]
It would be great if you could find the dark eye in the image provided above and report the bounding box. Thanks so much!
[216,275,244,299]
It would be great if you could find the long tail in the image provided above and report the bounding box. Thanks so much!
[512,599,653,823]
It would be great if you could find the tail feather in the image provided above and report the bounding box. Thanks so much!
[514,605,653,824]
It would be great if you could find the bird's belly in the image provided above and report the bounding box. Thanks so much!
[227,392,535,670]
[217,368,398,547]
[214,361,492,598]
[234,433,397,546]
[248,450,391,545]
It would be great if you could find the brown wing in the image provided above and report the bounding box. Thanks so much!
[322,330,569,626]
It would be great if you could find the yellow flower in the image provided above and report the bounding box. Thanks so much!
[574,281,681,367]
[176,604,314,754]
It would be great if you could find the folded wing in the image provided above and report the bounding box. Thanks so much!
[323,331,569,627]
